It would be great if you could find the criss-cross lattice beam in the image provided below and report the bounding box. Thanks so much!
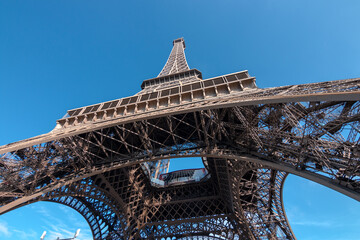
[158,38,190,77]
[1,100,359,207]
[0,99,359,239]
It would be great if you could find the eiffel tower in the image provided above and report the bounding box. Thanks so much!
[0,38,359,239]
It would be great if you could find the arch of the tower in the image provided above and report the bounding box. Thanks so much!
[1,177,128,239]
[0,152,358,239]
[47,99,358,201]
[0,158,295,239]
[47,196,117,240]
[0,99,359,239]
[0,155,355,239]
[43,179,129,239]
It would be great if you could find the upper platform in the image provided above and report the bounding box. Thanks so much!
[58,70,255,128]
[141,38,195,90]
[55,38,257,128]
[141,69,203,90]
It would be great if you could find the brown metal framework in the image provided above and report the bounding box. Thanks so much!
[0,38,359,239]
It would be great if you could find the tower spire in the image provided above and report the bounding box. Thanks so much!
[158,38,190,77]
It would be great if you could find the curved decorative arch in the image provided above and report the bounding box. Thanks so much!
[42,180,128,239]
[47,196,107,239]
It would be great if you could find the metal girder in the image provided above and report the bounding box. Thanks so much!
[1,100,358,238]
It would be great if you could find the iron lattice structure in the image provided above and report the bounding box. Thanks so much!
[0,38,360,239]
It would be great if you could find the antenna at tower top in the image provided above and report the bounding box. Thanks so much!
[173,37,186,48]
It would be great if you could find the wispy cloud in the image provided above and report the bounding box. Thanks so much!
[46,225,92,240]
[0,221,10,237]
[291,220,333,227]
[36,204,53,218]
[46,228,74,240]
[12,229,37,239]
[1,203,93,240]
[41,213,92,240]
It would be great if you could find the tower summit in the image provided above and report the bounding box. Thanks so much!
[141,38,202,90]
[158,38,189,76]
[0,38,359,239]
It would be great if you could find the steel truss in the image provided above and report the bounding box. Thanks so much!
[0,38,359,239]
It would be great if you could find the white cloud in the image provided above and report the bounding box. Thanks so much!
[12,229,37,240]
[42,218,92,240]
[291,220,333,227]
[0,203,93,240]
[46,228,92,240]
[0,221,10,237]
[36,205,53,218]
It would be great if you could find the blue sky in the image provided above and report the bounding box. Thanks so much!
[0,1,360,239]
